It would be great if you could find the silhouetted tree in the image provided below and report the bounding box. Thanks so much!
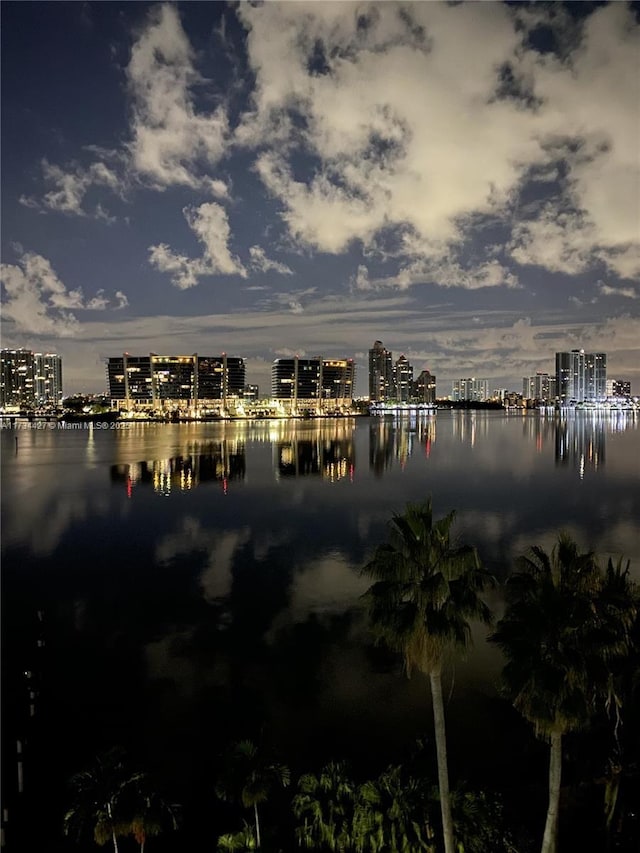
[361,499,492,853]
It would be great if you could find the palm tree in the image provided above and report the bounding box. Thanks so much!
[293,761,358,851]
[63,748,134,853]
[217,821,258,851]
[358,765,437,852]
[490,536,637,853]
[126,783,179,852]
[216,739,290,849]
[361,499,493,853]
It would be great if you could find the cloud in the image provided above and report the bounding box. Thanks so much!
[126,4,229,189]
[20,5,232,214]
[114,291,130,309]
[351,265,370,291]
[597,280,638,300]
[517,4,640,280]
[149,202,247,288]
[262,287,317,315]
[274,348,306,358]
[248,245,293,275]
[353,257,519,292]
[0,251,129,336]
[237,2,639,279]
[20,158,122,218]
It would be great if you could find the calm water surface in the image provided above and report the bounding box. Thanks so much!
[2,411,639,844]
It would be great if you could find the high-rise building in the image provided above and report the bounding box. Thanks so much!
[196,355,245,403]
[107,353,245,409]
[368,340,394,402]
[107,355,153,406]
[555,350,606,402]
[34,353,63,405]
[1,348,62,408]
[452,378,489,402]
[394,355,413,402]
[1,348,35,408]
[271,357,354,411]
[606,379,631,397]
[320,359,355,402]
[522,372,556,402]
[413,369,436,403]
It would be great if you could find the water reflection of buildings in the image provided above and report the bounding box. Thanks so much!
[275,428,355,481]
[111,440,246,495]
[369,413,436,476]
[450,411,491,448]
[554,414,606,478]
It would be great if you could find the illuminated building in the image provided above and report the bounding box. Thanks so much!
[34,354,63,405]
[368,340,394,402]
[555,350,606,403]
[394,355,413,402]
[413,369,436,404]
[1,348,62,408]
[243,384,260,401]
[522,372,556,402]
[451,378,489,402]
[606,379,631,398]
[107,353,245,410]
[271,357,355,412]
[320,359,355,402]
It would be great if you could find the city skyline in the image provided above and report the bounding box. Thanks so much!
[1,2,639,396]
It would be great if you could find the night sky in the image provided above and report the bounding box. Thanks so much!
[1,1,638,395]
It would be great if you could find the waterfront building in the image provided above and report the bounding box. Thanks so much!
[1,348,62,409]
[196,355,245,404]
[522,372,556,402]
[243,384,260,402]
[452,378,489,402]
[34,354,63,406]
[107,355,153,407]
[107,353,245,411]
[394,355,413,402]
[320,359,355,402]
[271,357,355,413]
[1,348,35,408]
[368,340,394,402]
[413,369,436,404]
[555,350,606,403]
[606,379,631,398]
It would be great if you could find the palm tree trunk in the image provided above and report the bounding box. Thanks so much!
[541,731,562,853]
[430,669,455,853]
[254,801,261,848]
[106,802,119,853]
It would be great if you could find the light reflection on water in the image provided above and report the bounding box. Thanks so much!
[2,411,639,797]
[3,410,639,568]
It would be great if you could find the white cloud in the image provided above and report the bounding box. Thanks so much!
[20,158,122,218]
[248,245,293,275]
[114,290,130,309]
[237,2,639,280]
[149,202,247,288]
[598,280,638,300]
[0,251,129,336]
[354,257,519,292]
[208,178,230,200]
[85,291,110,311]
[351,265,370,291]
[518,4,640,279]
[274,347,306,358]
[263,287,317,315]
[126,4,229,189]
